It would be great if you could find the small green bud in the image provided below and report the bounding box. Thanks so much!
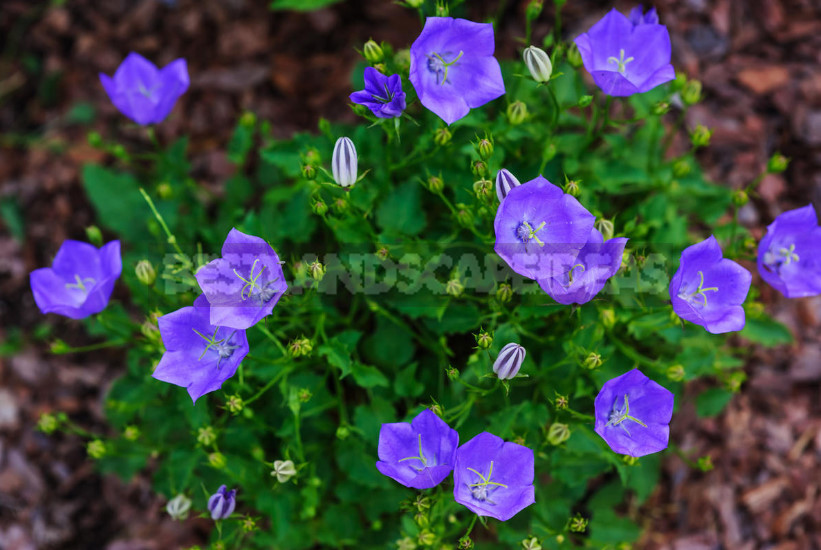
[418,530,436,546]
[434,3,448,16]
[471,160,488,178]
[112,144,128,160]
[566,42,583,68]
[301,163,317,180]
[426,175,444,193]
[414,495,431,510]
[767,152,789,173]
[522,537,542,550]
[197,426,217,446]
[37,412,59,434]
[123,425,140,441]
[135,260,156,286]
[397,537,418,550]
[543,142,557,163]
[554,393,568,410]
[240,111,256,127]
[446,278,464,297]
[87,439,107,459]
[371,520,383,531]
[376,246,390,261]
[672,158,691,177]
[667,364,685,381]
[336,425,351,440]
[434,127,452,146]
[476,138,493,159]
[496,283,513,303]
[672,72,687,90]
[682,79,702,105]
[547,423,571,445]
[208,452,227,469]
[697,455,714,472]
[743,236,758,252]
[372,63,387,75]
[732,190,749,206]
[578,94,593,108]
[458,536,474,550]
[288,337,313,358]
[225,394,244,415]
[563,178,580,197]
[303,148,320,165]
[582,352,602,370]
[569,514,588,533]
[455,203,473,227]
[525,0,543,21]
[725,370,746,392]
[87,131,103,148]
[555,535,565,544]
[85,225,103,247]
[333,197,349,213]
[241,516,258,532]
[156,182,172,200]
[298,388,312,402]
[394,48,411,71]
[308,260,326,281]
[600,307,616,329]
[446,366,459,380]
[507,101,528,125]
[652,101,670,115]
[622,455,639,466]
[311,199,328,216]
[363,39,384,63]
[691,125,712,148]
[472,179,492,201]
[415,512,429,527]
[474,329,493,350]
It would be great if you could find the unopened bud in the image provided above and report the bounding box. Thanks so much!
[288,337,313,358]
[566,42,583,68]
[578,94,593,108]
[333,197,349,213]
[666,364,685,381]
[225,394,244,414]
[85,225,103,247]
[434,127,452,146]
[271,459,297,482]
[363,39,384,63]
[507,101,528,125]
[208,452,227,469]
[563,178,580,197]
[166,494,192,521]
[523,45,552,83]
[569,515,588,533]
[476,138,494,159]
[197,426,217,446]
[493,343,526,380]
[336,425,351,440]
[600,307,616,329]
[394,48,411,71]
[332,137,358,187]
[767,153,789,173]
[37,412,59,434]
[298,388,312,402]
[311,199,328,216]
[495,168,521,202]
[208,486,236,521]
[124,425,140,441]
[135,260,156,286]
[582,352,602,370]
[308,261,326,281]
[732,190,748,206]
[595,218,614,241]
[496,283,513,303]
[543,142,557,163]
[455,204,473,227]
[522,537,542,550]
[418,530,435,546]
[682,79,702,105]
[652,101,670,115]
[473,179,492,201]
[691,125,712,148]
[446,366,459,380]
[445,278,464,297]
[301,163,317,180]
[415,512,429,527]
[547,423,570,445]
[526,0,543,20]
[426,175,444,193]
[87,439,107,459]
[474,329,493,350]
[672,158,691,177]
[471,160,488,178]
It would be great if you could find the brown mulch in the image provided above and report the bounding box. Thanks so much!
[1,0,820,548]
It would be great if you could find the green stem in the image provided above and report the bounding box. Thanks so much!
[245,365,293,405]
[139,188,185,256]
[465,514,479,537]
[51,340,126,354]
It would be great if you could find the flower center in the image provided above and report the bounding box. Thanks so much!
[398,434,434,472]
[426,51,464,85]
[515,221,547,246]
[192,327,239,367]
[466,460,508,504]
[605,394,647,435]
[607,49,635,75]
[370,83,395,104]
[677,270,719,308]
[64,274,96,293]
[764,243,800,272]
[567,263,586,286]
[233,258,280,302]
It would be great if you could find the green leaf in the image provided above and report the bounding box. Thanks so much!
[696,387,734,418]
[740,316,793,347]
[376,181,426,237]
[81,164,146,240]
[350,362,389,388]
[269,0,342,11]
[393,362,424,398]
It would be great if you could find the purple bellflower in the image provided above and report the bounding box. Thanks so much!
[574,8,674,97]
[629,5,659,25]
[195,228,288,330]
[538,228,628,305]
[493,343,526,380]
[30,240,122,320]
[207,485,237,521]
[376,409,459,490]
[758,205,821,298]
[494,175,595,281]
[594,369,673,457]
[409,17,505,125]
[453,432,535,521]
[100,52,189,125]
[670,236,751,334]
[153,295,249,403]
[350,67,406,119]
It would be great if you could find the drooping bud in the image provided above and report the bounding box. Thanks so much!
[767,152,789,173]
[682,79,702,105]
[332,137,358,187]
[547,423,570,445]
[207,485,237,521]
[433,127,452,146]
[507,101,528,125]
[166,494,192,521]
[496,282,513,303]
[363,39,384,63]
[493,343,526,380]
[691,125,712,148]
[473,179,492,201]
[308,261,326,281]
[476,138,493,159]
[523,46,552,83]
[135,260,156,286]
[271,459,297,483]
[566,42,583,68]
[474,329,493,350]
[208,452,227,469]
[495,168,521,202]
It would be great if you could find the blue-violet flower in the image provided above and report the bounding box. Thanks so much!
[629,5,659,25]
[207,485,237,521]
[99,52,189,125]
[574,8,674,96]
[594,369,673,457]
[409,17,506,125]
[670,235,751,334]
[350,67,406,119]
[195,228,288,330]
[494,175,595,281]
[376,409,459,490]
[453,432,535,521]
[495,168,520,202]
[757,204,821,298]
[30,240,122,319]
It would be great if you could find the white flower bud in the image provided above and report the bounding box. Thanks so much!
[166,494,192,521]
[493,343,526,380]
[523,46,553,83]
[332,137,358,187]
[495,168,521,202]
[271,459,297,483]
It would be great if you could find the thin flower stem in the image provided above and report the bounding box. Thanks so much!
[51,340,126,354]
[138,188,185,256]
[245,365,293,405]
[464,514,479,537]
[256,323,288,356]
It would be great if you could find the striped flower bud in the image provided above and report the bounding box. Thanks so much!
[207,485,237,521]
[332,137,358,187]
[166,494,192,521]
[523,46,552,83]
[495,168,521,202]
[492,343,526,380]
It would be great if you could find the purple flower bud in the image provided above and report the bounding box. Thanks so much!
[349,67,406,119]
[376,409,459,490]
[628,5,659,25]
[332,137,358,187]
[30,240,122,319]
[207,485,236,521]
[594,369,674,457]
[574,8,674,97]
[453,432,535,521]
[669,236,751,334]
[757,205,821,298]
[99,52,189,125]
[409,17,506,125]
[495,168,521,202]
[492,343,525,380]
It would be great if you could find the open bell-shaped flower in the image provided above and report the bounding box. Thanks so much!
[332,137,358,187]
[757,204,821,298]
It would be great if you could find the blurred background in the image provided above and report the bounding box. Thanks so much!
[1,0,820,548]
